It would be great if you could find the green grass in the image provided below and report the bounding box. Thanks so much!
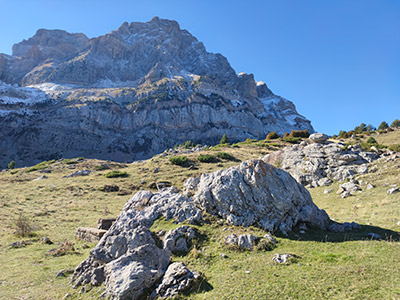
[0,132,399,299]
[25,160,55,173]
[103,170,128,178]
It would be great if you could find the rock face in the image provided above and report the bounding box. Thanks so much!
[189,159,330,234]
[263,141,380,187]
[0,17,313,168]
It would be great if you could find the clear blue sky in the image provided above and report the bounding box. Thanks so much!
[1,0,399,135]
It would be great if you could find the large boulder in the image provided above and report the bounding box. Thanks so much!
[190,159,330,234]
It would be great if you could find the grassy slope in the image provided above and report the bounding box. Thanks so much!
[0,136,399,300]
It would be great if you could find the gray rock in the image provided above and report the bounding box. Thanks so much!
[237,234,258,250]
[340,182,361,194]
[152,262,200,299]
[225,234,238,246]
[309,133,329,143]
[163,226,196,254]
[328,223,345,233]
[33,175,48,181]
[357,164,368,174]
[192,159,330,234]
[387,187,399,194]
[341,191,352,198]
[63,170,91,178]
[75,227,107,243]
[263,233,278,245]
[104,244,170,300]
[272,254,293,264]
[366,183,375,190]
[183,177,200,196]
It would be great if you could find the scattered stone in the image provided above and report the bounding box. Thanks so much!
[151,262,200,299]
[97,218,116,230]
[40,236,53,244]
[341,191,352,199]
[245,270,251,274]
[10,241,29,248]
[357,165,368,174]
[56,272,66,278]
[33,175,48,181]
[163,226,196,254]
[263,141,381,188]
[324,189,332,194]
[183,177,200,196]
[220,253,228,258]
[225,234,238,246]
[62,293,71,299]
[387,187,399,194]
[75,227,107,243]
[272,254,293,264]
[340,182,361,194]
[63,170,91,178]
[299,230,306,234]
[367,232,382,240]
[397,221,400,226]
[153,167,159,173]
[366,183,375,190]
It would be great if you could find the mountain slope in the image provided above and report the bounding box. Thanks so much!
[0,17,313,168]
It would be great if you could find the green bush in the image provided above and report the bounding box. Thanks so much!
[175,140,196,149]
[220,134,229,144]
[366,137,377,144]
[197,154,217,163]
[25,160,55,173]
[288,130,310,138]
[8,160,16,169]
[266,131,280,140]
[216,152,236,161]
[169,156,188,166]
[389,144,400,152]
[103,170,129,178]
[62,157,84,165]
[283,137,301,144]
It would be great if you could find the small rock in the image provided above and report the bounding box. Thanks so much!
[63,170,91,178]
[324,189,332,194]
[56,272,66,278]
[222,228,228,231]
[272,253,293,264]
[62,293,71,299]
[33,175,48,181]
[40,236,53,244]
[263,233,277,245]
[366,183,375,190]
[220,253,228,258]
[341,191,352,198]
[367,232,381,240]
[153,167,159,173]
[299,230,306,234]
[397,221,400,226]
[299,223,307,230]
[245,270,251,274]
[387,187,399,194]
[238,234,258,250]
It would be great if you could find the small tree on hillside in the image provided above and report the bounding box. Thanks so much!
[366,124,375,132]
[391,119,400,128]
[378,121,389,131]
[220,134,229,144]
[8,160,16,169]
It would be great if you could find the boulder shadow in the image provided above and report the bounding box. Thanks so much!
[278,224,400,243]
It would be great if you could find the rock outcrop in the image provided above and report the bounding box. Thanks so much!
[72,158,332,298]
[0,17,313,168]
[188,159,330,234]
[263,140,380,187]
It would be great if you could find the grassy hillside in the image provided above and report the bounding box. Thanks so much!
[0,135,399,300]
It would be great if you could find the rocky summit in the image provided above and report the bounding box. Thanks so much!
[0,17,313,168]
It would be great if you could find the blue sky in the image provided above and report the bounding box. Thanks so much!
[0,0,399,134]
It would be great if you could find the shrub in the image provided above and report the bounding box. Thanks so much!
[169,155,188,166]
[389,144,400,152]
[25,160,55,173]
[220,134,229,144]
[62,157,84,165]
[8,160,16,169]
[95,164,109,171]
[216,152,236,161]
[103,170,129,178]
[378,121,389,130]
[283,137,301,144]
[266,131,280,140]
[288,130,310,138]
[197,154,217,163]
[366,137,377,144]
[13,212,33,237]
[46,240,76,257]
[391,119,400,128]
